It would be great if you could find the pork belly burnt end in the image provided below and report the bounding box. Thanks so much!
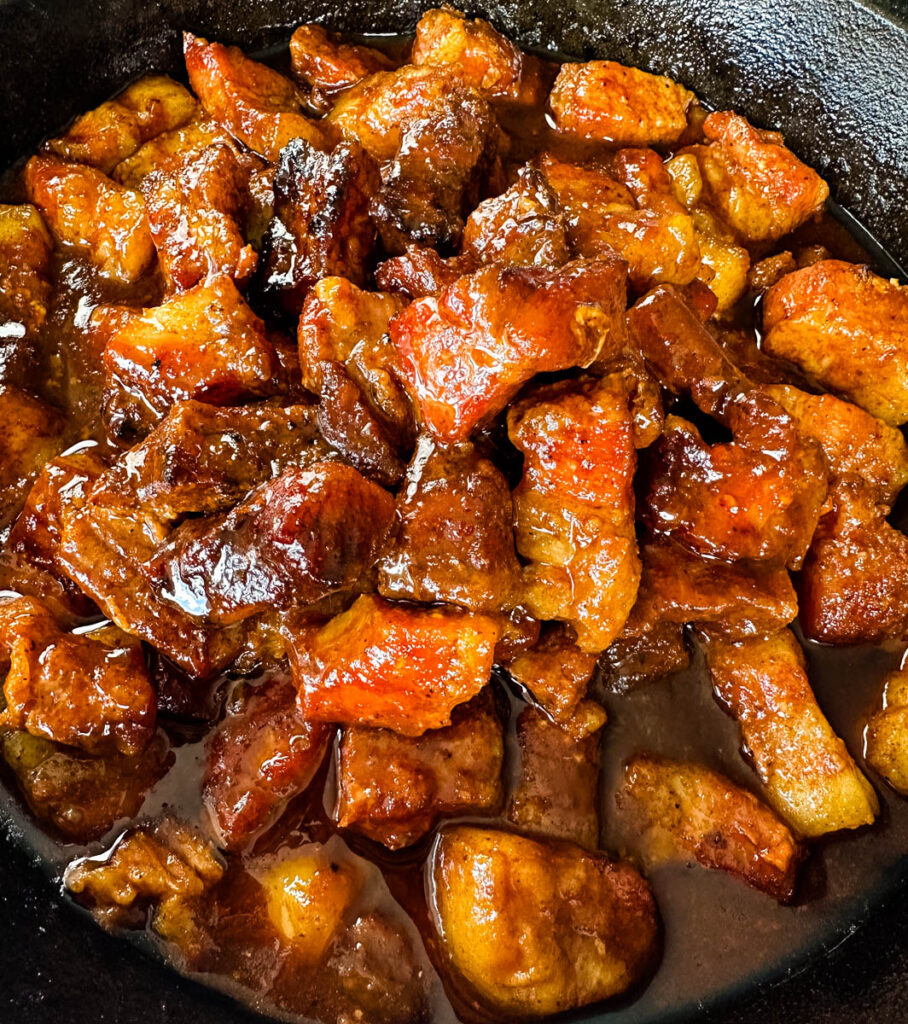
[289,24,394,112]
[0,203,53,337]
[148,462,394,624]
[390,257,627,443]
[204,675,331,849]
[509,375,640,653]
[505,624,600,725]
[335,689,503,849]
[429,826,658,1015]
[866,669,908,796]
[0,386,64,529]
[287,594,499,735]
[618,754,802,900]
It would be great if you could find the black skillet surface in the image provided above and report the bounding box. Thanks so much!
[2,1,908,1022]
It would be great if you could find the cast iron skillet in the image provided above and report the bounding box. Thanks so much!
[1,1,908,1022]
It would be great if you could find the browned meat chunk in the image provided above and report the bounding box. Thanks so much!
[100,275,280,440]
[0,386,64,529]
[335,690,503,849]
[184,33,330,160]
[618,754,802,900]
[289,24,394,113]
[24,155,156,284]
[148,462,394,624]
[865,669,908,796]
[375,245,478,299]
[259,139,379,315]
[112,118,250,188]
[509,376,640,653]
[377,438,519,611]
[287,594,499,735]
[0,597,156,756]
[430,826,658,1015]
[142,142,257,291]
[799,477,908,644]
[602,611,691,690]
[549,60,695,146]
[203,675,331,849]
[507,704,604,848]
[0,204,53,337]
[705,629,878,836]
[763,260,908,426]
[390,257,627,442]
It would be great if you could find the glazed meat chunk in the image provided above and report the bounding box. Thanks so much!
[799,477,908,644]
[539,152,700,291]
[142,142,257,291]
[375,245,477,299]
[705,629,878,837]
[618,755,802,900]
[113,118,250,187]
[865,669,908,795]
[203,675,331,849]
[148,462,394,624]
[507,704,605,848]
[765,384,908,504]
[289,24,394,113]
[509,376,640,653]
[377,438,520,612]
[549,60,695,146]
[390,257,627,442]
[104,400,330,522]
[0,204,53,337]
[100,275,280,439]
[462,163,571,267]
[643,388,828,568]
[0,730,171,842]
[45,75,197,174]
[286,594,499,735]
[24,155,156,283]
[430,826,658,1015]
[0,597,156,756]
[763,260,908,426]
[184,33,330,160]
[259,138,379,315]
[335,690,504,849]
[687,111,829,242]
[0,386,64,529]
[411,7,547,105]
[602,610,691,690]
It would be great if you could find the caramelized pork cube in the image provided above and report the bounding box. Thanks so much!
[539,152,700,290]
[509,376,639,653]
[462,163,570,267]
[335,690,503,848]
[602,612,691,689]
[184,32,330,160]
[204,675,331,849]
[619,755,802,900]
[688,111,829,242]
[430,826,658,1015]
[375,245,478,299]
[377,437,519,612]
[65,816,224,952]
[106,400,329,521]
[0,597,156,756]
[101,275,280,438]
[0,203,53,335]
[289,24,394,112]
[507,704,604,848]
[287,594,499,735]
[390,257,626,442]
[865,669,908,795]
[24,155,156,283]
[763,260,908,426]
[142,142,257,291]
[1,387,64,529]
[46,75,197,173]
[113,118,246,187]
[259,138,379,314]
[766,384,908,504]
[1,730,171,842]
[505,624,600,725]
[705,629,878,837]
[549,60,695,146]
[644,390,828,568]
[411,8,546,105]
[149,462,394,623]
[799,477,908,644]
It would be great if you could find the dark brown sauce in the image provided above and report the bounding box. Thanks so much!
[1,28,907,1024]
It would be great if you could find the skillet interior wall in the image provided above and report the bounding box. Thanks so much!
[1,0,907,266]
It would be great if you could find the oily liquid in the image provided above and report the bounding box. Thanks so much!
[2,30,908,1024]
